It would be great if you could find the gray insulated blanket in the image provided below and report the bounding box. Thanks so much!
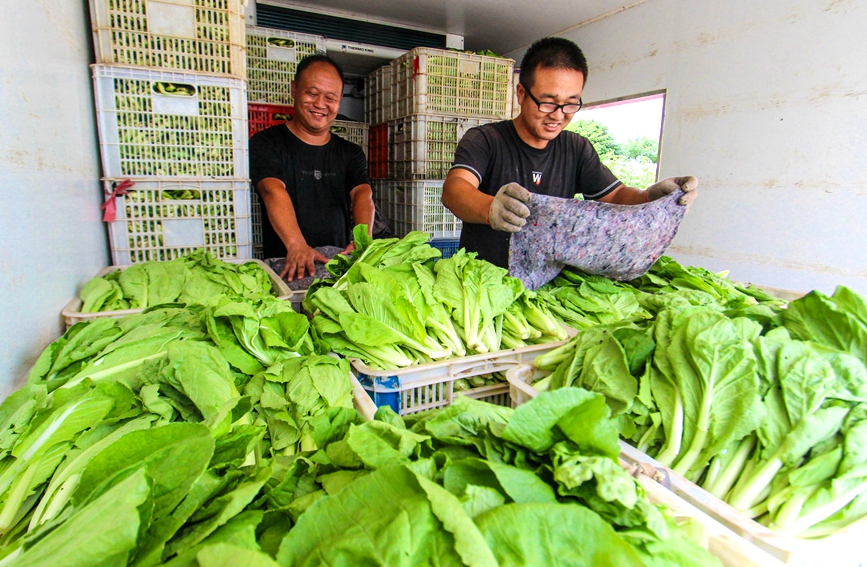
[509,191,687,290]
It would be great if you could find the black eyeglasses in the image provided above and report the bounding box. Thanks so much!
[524,88,583,114]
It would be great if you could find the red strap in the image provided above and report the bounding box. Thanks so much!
[100,179,135,222]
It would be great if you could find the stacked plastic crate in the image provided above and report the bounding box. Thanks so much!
[90,0,252,264]
[380,48,515,257]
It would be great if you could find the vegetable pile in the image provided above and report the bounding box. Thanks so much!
[532,258,867,536]
[274,391,721,567]
[304,227,567,369]
[0,285,725,567]
[0,300,355,566]
[78,250,276,313]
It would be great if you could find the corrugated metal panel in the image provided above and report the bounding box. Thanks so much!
[256,4,446,50]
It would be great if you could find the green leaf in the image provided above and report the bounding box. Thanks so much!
[556,396,621,460]
[9,468,151,567]
[166,466,271,558]
[443,458,556,504]
[74,423,214,521]
[276,464,498,567]
[195,543,281,567]
[475,503,644,567]
[119,264,150,309]
[499,389,598,452]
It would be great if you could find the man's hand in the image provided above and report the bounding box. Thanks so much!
[281,244,329,281]
[646,176,699,206]
[488,183,531,232]
[340,242,356,256]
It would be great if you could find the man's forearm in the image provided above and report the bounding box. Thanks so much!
[257,179,307,249]
[598,184,649,205]
[350,184,375,235]
[442,171,493,225]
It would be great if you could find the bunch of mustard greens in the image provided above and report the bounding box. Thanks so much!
[304,226,568,369]
[78,250,275,313]
[533,259,867,537]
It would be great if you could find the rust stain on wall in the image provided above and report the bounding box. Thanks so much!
[825,0,855,13]
[33,0,80,49]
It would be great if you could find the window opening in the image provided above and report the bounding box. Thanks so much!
[565,92,665,189]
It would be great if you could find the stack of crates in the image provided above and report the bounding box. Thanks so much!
[375,47,515,256]
[365,65,392,180]
[89,0,252,264]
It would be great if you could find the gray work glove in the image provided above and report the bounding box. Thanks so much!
[488,183,531,232]
[646,176,699,206]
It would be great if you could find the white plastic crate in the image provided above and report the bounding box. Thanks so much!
[391,48,514,120]
[355,339,572,416]
[390,114,495,180]
[93,65,248,178]
[351,373,378,421]
[61,258,291,328]
[364,65,393,124]
[251,187,263,259]
[246,26,326,105]
[506,365,865,567]
[511,68,522,119]
[627,460,788,567]
[89,0,246,77]
[104,178,252,265]
[380,180,461,239]
[330,120,369,157]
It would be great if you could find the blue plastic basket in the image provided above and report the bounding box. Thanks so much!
[430,238,460,259]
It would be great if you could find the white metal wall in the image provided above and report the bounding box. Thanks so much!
[515,0,867,295]
[0,1,107,395]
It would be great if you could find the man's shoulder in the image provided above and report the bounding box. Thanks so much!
[328,133,366,159]
[250,124,292,145]
[556,129,591,149]
[462,120,512,146]
[473,120,511,136]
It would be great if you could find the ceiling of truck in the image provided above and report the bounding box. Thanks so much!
[258,0,639,57]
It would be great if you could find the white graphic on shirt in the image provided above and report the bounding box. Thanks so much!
[532,171,543,185]
[314,170,322,180]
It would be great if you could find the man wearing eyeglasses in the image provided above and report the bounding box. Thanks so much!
[442,37,698,269]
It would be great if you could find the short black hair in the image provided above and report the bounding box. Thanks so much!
[519,37,589,90]
[294,54,345,87]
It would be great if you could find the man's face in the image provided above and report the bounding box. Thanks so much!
[291,61,343,133]
[516,66,584,147]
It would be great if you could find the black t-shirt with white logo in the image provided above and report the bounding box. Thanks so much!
[250,125,369,258]
[450,120,620,268]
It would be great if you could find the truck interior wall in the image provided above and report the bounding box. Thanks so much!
[510,0,866,295]
[0,0,107,396]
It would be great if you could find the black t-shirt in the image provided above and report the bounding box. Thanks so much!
[450,120,621,268]
[249,125,369,258]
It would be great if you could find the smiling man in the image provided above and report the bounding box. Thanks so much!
[442,37,698,269]
[250,54,374,280]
